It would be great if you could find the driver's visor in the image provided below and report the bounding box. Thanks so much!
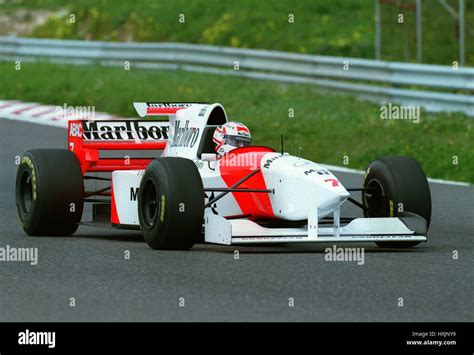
[225,134,252,147]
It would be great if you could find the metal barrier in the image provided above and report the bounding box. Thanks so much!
[1,36,473,115]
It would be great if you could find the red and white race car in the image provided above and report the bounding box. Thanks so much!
[15,102,431,250]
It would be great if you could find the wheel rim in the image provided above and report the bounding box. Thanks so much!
[363,179,388,217]
[141,178,159,227]
[19,170,33,215]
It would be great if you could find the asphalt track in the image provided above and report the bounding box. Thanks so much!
[0,119,472,322]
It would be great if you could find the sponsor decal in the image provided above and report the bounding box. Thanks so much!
[143,102,209,115]
[170,120,200,148]
[130,187,139,201]
[148,102,193,109]
[263,155,282,169]
[82,121,169,141]
[304,168,331,176]
[160,194,166,222]
[21,156,37,201]
[69,122,82,137]
[324,178,339,187]
[198,107,208,117]
[293,160,317,168]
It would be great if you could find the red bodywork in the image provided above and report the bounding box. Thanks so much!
[68,120,275,222]
[219,146,276,219]
[68,120,166,174]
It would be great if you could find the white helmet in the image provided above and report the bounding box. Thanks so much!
[213,121,252,157]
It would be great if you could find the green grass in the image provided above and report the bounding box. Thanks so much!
[1,0,473,65]
[0,61,472,183]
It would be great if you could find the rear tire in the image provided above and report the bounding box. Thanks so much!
[362,156,431,248]
[138,158,204,250]
[15,149,84,236]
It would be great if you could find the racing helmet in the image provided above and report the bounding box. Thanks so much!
[213,121,252,157]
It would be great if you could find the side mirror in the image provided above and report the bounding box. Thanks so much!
[201,153,217,161]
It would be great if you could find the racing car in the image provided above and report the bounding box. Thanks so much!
[15,102,431,250]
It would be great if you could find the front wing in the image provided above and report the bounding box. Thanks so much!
[204,210,427,245]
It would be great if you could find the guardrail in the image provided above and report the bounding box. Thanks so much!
[1,36,473,115]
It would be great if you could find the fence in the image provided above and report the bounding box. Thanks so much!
[1,37,472,115]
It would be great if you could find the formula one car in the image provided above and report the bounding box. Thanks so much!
[15,103,431,250]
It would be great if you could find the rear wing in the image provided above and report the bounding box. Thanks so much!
[68,120,169,173]
[133,102,208,117]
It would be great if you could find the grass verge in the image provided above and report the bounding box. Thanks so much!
[0,61,472,182]
[1,0,473,65]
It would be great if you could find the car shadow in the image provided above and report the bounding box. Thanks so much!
[191,243,426,254]
[75,225,144,242]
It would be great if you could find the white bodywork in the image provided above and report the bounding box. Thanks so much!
[112,170,142,226]
[110,103,427,245]
[260,153,349,219]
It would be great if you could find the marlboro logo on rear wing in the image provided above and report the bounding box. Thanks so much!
[133,102,208,117]
[68,120,169,155]
[68,120,169,173]
[69,120,169,142]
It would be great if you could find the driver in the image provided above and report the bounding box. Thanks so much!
[212,121,252,157]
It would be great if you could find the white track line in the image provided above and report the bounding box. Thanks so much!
[22,105,57,117]
[0,100,117,128]
[0,100,471,187]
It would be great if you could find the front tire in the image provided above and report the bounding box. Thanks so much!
[138,158,204,250]
[15,149,84,236]
[362,156,431,248]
